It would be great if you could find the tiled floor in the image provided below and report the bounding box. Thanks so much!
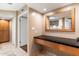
[0,42,27,56]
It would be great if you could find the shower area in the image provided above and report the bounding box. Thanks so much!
[19,12,28,52]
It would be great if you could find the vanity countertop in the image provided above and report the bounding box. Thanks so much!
[34,35,79,48]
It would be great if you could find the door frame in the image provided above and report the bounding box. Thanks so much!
[18,11,27,47]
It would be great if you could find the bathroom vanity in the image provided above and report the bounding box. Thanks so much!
[33,6,77,56]
[34,35,79,56]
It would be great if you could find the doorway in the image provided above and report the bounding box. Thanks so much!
[19,12,27,52]
[0,20,10,43]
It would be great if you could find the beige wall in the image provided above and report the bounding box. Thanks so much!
[43,4,79,39]
[28,8,43,55]
[28,4,79,55]
[11,17,17,46]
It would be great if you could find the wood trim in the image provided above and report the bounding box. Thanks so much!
[45,7,75,32]
[71,8,75,32]
[62,17,65,31]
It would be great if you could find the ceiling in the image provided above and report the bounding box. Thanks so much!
[0,3,72,19]
[27,3,72,14]
[0,3,72,12]
[0,3,26,11]
[0,3,26,20]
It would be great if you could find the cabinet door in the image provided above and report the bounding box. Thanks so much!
[0,31,3,42]
[3,31,9,42]
[1,20,9,30]
[0,20,10,43]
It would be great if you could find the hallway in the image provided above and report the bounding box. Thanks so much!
[0,42,27,56]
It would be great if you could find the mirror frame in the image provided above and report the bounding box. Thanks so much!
[45,8,75,32]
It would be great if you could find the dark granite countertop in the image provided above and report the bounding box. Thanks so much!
[34,35,79,48]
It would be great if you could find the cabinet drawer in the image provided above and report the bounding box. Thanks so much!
[58,44,79,56]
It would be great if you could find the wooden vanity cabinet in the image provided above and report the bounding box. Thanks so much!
[35,38,79,56]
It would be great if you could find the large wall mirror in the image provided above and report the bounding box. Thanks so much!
[45,8,75,32]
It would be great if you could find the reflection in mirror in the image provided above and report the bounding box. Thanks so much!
[64,18,72,30]
[48,16,63,30]
[45,8,75,32]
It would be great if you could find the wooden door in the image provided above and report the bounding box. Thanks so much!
[0,20,10,43]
